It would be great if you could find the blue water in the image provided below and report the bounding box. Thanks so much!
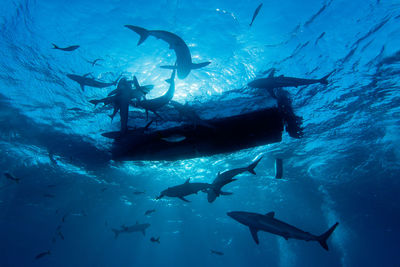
[1,0,400,266]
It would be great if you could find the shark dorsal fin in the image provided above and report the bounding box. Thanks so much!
[268,69,275,78]
[265,212,275,217]
[83,72,91,78]
[185,178,190,184]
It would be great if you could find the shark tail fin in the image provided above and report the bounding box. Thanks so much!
[156,237,160,243]
[125,25,149,46]
[317,222,339,251]
[319,70,335,85]
[191,61,211,70]
[247,156,263,175]
[52,43,59,49]
[112,229,120,239]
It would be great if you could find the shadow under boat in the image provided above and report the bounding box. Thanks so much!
[102,88,302,161]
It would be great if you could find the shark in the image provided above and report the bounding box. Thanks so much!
[207,157,263,203]
[125,25,211,79]
[3,172,20,183]
[137,69,176,119]
[227,211,339,251]
[67,73,119,91]
[52,44,79,51]
[247,69,334,90]
[156,178,211,202]
[112,222,150,239]
[249,3,263,27]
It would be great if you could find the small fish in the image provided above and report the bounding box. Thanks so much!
[210,249,224,256]
[133,191,145,195]
[249,3,263,27]
[275,158,283,179]
[160,134,186,143]
[145,209,156,216]
[62,213,69,223]
[101,187,107,192]
[150,237,160,244]
[86,58,104,67]
[3,172,20,183]
[52,43,79,51]
[35,250,51,260]
[43,193,55,198]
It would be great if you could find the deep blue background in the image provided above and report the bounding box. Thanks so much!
[1,0,400,266]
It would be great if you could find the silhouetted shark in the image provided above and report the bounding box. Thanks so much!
[249,3,263,27]
[145,209,156,216]
[52,44,79,51]
[112,222,150,239]
[156,178,211,202]
[3,172,20,184]
[125,25,211,79]
[207,157,263,203]
[227,211,339,250]
[67,73,119,91]
[137,69,176,119]
[248,70,334,90]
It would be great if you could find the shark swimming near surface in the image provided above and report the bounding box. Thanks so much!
[125,25,211,79]
[137,69,176,119]
[227,211,339,250]
[67,73,120,91]
[156,178,211,202]
[207,157,263,203]
[247,69,334,90]
[52,43,79,51]
[112,222,150,239]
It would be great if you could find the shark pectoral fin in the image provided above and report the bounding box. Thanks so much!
[249,227,260,244]
[268,69,276,78]
[219,191,233,196]
[179,196,190,202]
[191,62,211,69]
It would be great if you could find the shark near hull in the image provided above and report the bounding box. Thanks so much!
[247,70,334,90]
[207,157,263,203]
[227,211,339,251]
[125,25,211,79]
